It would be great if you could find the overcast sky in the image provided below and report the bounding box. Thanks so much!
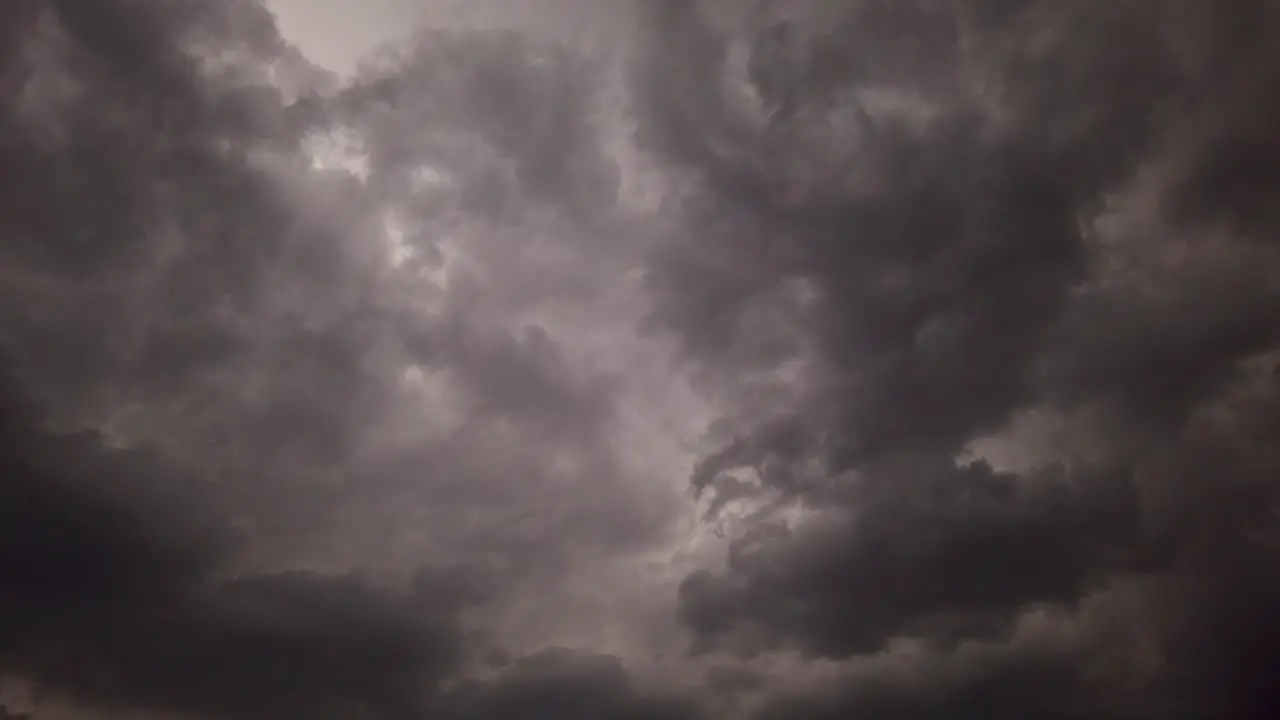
[2,1,1279,718]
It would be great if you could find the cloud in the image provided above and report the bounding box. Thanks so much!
[438,647,707,720]
[0,357,466,718]
[679,458,1140,658]
[0,0,691,717]
[5,0,1280,717]
[631,0,1280,716]
[635,0,1184,468]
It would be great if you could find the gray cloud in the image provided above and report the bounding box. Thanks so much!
[438,647,707,720]
[0,359,465,718]
[632,0,1280,717]
[0,0,695,717]
[4,0,1280,718]
[680,458,1140,658]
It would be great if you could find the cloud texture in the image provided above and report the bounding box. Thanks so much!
[1,0,1278,718]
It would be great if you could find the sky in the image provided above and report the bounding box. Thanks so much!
[1,1,1278,718]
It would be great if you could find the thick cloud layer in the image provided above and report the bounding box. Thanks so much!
[2,0,1278,718]
[638,0,1280,717]
[1,0,692,717]
[0,359,467,717]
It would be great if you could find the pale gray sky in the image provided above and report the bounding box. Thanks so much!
[267,0,634,76]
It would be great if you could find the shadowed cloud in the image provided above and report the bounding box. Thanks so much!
[3,0,1279,718]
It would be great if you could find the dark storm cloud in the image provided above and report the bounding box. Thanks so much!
[747,374,1280,719]
[0,354,692,720]
[0,0,684,718]
[632,0,1280,716]
[680,458,1139,657]
[8,0,1280,716]
[0,359,465,718]
[1,0,620,464]
[637,0,1179,468]
[439,647,707,720]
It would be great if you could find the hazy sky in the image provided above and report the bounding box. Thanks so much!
[267,0,632,76]
[267,0,424,74]
[2,1,1279,718]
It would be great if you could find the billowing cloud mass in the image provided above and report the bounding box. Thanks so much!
[0,0,1277,718]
